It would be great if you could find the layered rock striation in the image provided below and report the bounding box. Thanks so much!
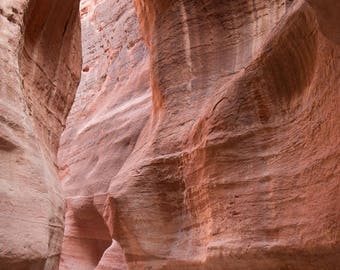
[0,0,81,269]
[58,0,150,269]
[56,0,340,269]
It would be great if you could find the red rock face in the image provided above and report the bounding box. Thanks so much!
[34,0,340,269]
[58,0,150,269]
[0,0,81,269]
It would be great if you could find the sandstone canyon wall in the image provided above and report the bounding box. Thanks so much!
[0,0,81,269]
[58,0,339,269]
[1,0,339,269]
[58,0,150,269]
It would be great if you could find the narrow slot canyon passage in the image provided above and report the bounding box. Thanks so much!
[0,0,339,270]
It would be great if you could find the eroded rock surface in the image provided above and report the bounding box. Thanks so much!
[58,0,150,269]
[59,0,339,269]
[0,0,81,269]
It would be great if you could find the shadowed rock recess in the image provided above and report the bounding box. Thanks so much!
[0,0,339,269]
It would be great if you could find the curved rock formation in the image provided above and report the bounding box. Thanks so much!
[0,0,81,269]
[58,0,149,269]
[58,0,339,269]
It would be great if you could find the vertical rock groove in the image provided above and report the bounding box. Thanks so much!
[20,0,81,156]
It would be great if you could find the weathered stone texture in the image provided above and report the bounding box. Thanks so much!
[1,0,337,269]
[0,0,81,269]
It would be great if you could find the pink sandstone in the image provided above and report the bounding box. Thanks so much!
[0,0,81,268]
[58,0,339,269]
[0,0,339,269]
